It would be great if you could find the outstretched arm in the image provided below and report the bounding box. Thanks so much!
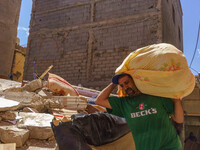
[95,83,117,109]
[171,99,184,123]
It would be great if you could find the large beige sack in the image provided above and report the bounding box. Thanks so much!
[115,43,195,99]
[47,73,79,96]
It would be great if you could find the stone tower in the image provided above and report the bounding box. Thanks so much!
[23,0,183,90]
[0,0,22,79]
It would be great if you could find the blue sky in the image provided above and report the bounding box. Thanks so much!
[181,0,200,75]
[17,0,32,47]
[17,0,200,75]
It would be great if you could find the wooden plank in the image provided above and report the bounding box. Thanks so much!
[0,143,16,150]
[39,65,53,79]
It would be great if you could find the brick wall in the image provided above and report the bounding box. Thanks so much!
[0,0,21,78]
[161,0,183,50]
[24,0,183,90]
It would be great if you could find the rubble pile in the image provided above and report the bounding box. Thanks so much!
[0,77,105,150]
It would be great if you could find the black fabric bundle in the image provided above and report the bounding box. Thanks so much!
[51,112,130,150]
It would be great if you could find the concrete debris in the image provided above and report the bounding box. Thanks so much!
[51,108,77,118]
[5,79,43,93]
[0,78,105,149]
[0,97,20,111]
[25,138,57,150]
[50,96,87,110]
[18,112,54,127]
[21,79,43,92]
[38,89,52,98]
[0,126,29,147]
[2,91,46,112]
[0,111,17,120]
[18,112,54,140]
[0,79,21,91]
[22,107,39,113]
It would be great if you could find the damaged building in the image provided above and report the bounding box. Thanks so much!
[23,0,183,90]
[0,0,200,150]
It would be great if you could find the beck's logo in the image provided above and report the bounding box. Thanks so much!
[139,103,144,110]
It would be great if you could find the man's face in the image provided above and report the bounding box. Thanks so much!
[118,75,140,97]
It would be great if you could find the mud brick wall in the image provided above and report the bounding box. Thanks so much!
[23,0,183,90]
[161,0,183,50]
[0,0,22,78]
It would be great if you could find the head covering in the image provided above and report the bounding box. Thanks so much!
[112,73,132,84]
[113,43,195,99]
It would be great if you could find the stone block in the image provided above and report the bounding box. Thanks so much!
[18,112,54,140]
[0,97,20,111]
[0,111,17,120]
[49,96,87,110]
[0,126,29,147]
[22,79,43,92]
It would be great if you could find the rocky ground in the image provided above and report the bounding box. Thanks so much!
[0,79,102,150]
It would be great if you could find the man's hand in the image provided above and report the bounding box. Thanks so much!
[95,83,117,109]
[171,99,184,123]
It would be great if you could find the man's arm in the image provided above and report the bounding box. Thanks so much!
[171,99,184,123]
[95,83,117,109]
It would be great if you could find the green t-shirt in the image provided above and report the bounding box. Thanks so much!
[107,94,182,150]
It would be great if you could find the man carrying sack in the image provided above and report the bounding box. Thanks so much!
[95,43,195,150]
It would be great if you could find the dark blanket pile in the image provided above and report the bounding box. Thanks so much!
[51,112,130,150]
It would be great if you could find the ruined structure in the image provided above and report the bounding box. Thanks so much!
[23,0,183,90]
[11,39,26,82]
[0,0,22,79]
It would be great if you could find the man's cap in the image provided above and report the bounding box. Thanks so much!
[112,73,130,84]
